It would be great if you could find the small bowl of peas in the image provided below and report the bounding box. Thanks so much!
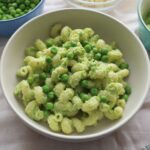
[138,0,150,50]
[0,0,45,37]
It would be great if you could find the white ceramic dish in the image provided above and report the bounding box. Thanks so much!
[65,0,123,12]
[1,9,150,142]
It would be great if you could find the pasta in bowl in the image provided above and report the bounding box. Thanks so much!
[1,9,149,141]
[14,24,131,134]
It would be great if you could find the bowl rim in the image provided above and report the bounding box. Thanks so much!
[65,0,123,12]
[138,0,150,33]
[69,0,119,5]
[0,0,45,22]
[1,8,150,141]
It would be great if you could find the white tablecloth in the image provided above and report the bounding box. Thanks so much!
[0,0,150,150]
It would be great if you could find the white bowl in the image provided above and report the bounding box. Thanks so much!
[1,9,150,142]
[65,0,123,12]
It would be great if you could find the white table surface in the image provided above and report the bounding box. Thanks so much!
[0,0,150,150]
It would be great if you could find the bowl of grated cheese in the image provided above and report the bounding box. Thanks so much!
[65,0,123,11]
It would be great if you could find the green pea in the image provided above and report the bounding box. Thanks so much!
[39,72,47,80]
[71,41,77,47]
[60,74,69,82]
[24,9,29,14]
[67,51,74,59]
[63,42,71,49]
[80,80,88,88]
[101,48,109,55]
[125,85,132,95]
[11,3,18,8]
[27,76,34,85]
[19,12,24,16]
[19,4,25,10]
[80,93,90,102]
[51,47,58,54]
[9,7,14,11]
[7,15,13,19]
[48,91,55,100]
[93,47,98,53]
[145,17,150,24]
[16,8,21,14]
[16,0,21,4]
[44,110,50,118]
[122,94,129,102]
[147,24,150,29]
[42,85,50,94]
[45,102,54,110]
[45,56,52,64]
[34,0,40,4]
[30,3,36,9]
[119,63,129,69]
[10,9,16,16]
[2,16,7,20]
[81,40,89,47]
[0,9,3,15]
[145,12,150,26]
[95,53,101,60]
[28,9,33,12]
[100,95,107,103]
[14,14,20,18]
[45,38,53,47]
[90,88,98,96]
[2,6,7,11]
[101,55,109,62]
[25,0,30,6]
[84,44,92,53]
[33,74,40,81]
